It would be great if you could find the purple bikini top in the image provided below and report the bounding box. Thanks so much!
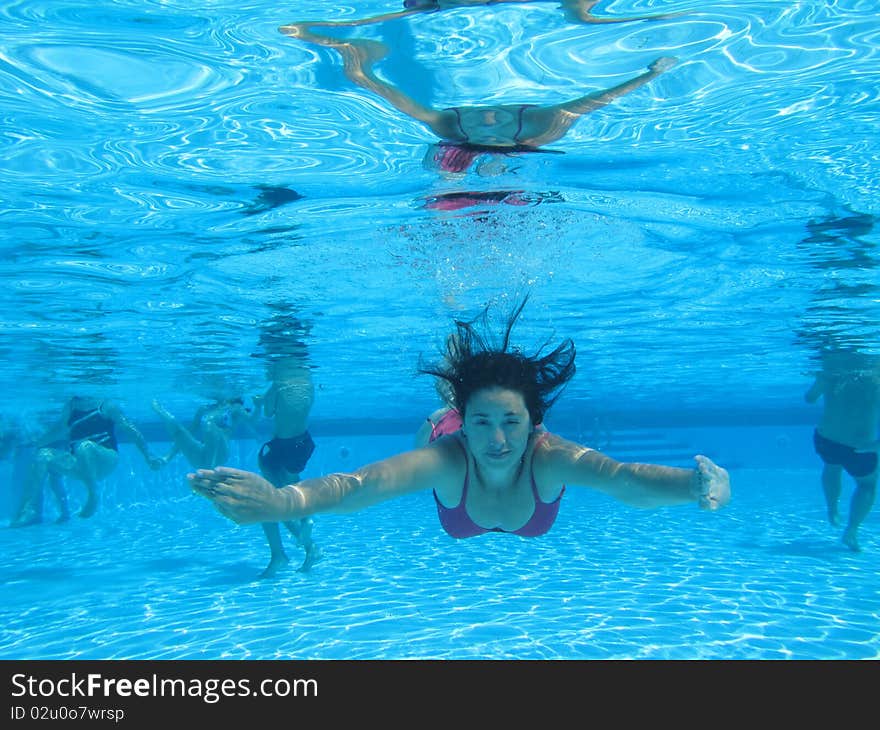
[429,410,564,539]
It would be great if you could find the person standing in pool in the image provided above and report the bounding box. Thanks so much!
[11,396,162,526]
[278,22,678,174]
[252,310,322,577]
[805,348,880,552]
[190,297,730,545]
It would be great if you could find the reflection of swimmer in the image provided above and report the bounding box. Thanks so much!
[191,297,730,546]
[402,1,681,25]
[805,348,880,552]
[423,142,566,176]
[279,20,679,174]
[288,1,679,28]
[421,189,564,212]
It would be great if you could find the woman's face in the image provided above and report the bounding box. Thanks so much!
[461,386,533,472]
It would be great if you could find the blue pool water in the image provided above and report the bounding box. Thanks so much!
[1,0,879,660]
[1,426,878,660]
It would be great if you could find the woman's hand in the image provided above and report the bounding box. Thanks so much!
[188,467,295,524]
[690,455,731,510]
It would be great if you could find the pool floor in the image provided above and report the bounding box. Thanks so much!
[1,466,877,660]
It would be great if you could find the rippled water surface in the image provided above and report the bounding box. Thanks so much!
[1,1,879,659]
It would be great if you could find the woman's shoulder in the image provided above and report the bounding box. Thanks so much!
[532,429,580,451]
[429,429,466,458]
[532,430,597,469]
[423,431,468,499]
[529,431,581,500]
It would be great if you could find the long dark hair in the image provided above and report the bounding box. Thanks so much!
[419,296,576,424]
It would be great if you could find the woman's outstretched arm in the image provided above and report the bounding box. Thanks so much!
[536,433,730,510]
[189,439,457,524]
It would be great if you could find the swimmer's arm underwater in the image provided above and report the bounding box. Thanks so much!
[536,433,730,510]
[402,1,684,24]
[189,444,451,524]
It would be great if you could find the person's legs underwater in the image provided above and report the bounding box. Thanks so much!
[72,440,119,518]
[842,473,877,552]
[821,463,844,527]
[258,434,320,576]
[11,447,73,526]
